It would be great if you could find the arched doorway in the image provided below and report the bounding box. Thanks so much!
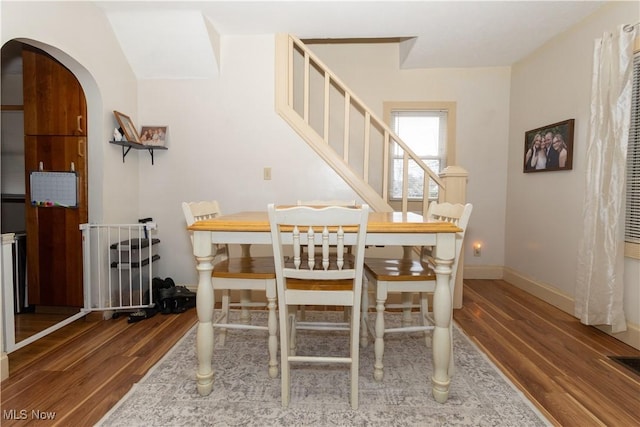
[1,40,90,350]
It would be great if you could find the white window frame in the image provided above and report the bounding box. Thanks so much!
[383,102,456,202]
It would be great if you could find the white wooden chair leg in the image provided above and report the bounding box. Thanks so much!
[280,304,291,407]
[267,293,278,378]
[401,292,413,326]
[350,308,360,410]
[448,316,455,377]
[289,312,297,357]
[360,279,370,348]
[240,289,251,323]
[219,289,230,346]
[420,292,432,347]
[373,294,386,381]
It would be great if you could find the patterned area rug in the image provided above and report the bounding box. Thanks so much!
[98,311,550,426]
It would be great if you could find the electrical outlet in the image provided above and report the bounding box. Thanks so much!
[473,244,482,257]
[263,167,271,180]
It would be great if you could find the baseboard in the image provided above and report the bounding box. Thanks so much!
[464,265,503,279]
[593,323,640,350]
[502,267,574,314]
[502,267,640,350]
[1,352,8,381]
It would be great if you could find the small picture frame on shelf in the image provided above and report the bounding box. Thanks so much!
[113,111,141,143]
[140,126,167,147]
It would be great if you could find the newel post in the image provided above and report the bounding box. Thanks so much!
[439,165,468,205]
[439,166,468,309]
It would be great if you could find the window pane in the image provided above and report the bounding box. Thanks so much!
[391,158,440,199]
[393,114,440,157]
[389,109,446,201]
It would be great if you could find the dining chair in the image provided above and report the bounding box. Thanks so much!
[182,201,278,378]
[361,202,472,382]
[296,199,356,320]
[268,203,369,410]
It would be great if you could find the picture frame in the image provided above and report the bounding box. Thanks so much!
[523,119,574,173]
[113,111,141,143]
[140,126,167,147]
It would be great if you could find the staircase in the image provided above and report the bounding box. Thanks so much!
[274,34,467,215]
[274,34,469,308]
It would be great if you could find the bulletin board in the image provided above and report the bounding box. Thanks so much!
[30,171,78,208]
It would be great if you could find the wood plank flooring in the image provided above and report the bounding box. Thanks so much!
[1,309,197,426]
[1,279,639,426]
[455,279,640,427]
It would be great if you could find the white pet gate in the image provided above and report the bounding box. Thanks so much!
[1,223,160,353]
[80,222,160,315]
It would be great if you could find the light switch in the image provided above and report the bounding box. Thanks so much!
[264,167,272,180]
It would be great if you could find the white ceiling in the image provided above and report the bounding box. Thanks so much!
[96,1,610,78]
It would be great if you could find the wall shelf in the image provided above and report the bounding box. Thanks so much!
[109,140,167,165]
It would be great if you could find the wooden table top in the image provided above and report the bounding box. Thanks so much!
[188,211,461,234]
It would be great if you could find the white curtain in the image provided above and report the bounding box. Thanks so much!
[575,26,635,333]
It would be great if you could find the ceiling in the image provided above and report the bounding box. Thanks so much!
[8,1,613,79]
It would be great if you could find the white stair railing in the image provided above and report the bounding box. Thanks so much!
[275,33,446,216]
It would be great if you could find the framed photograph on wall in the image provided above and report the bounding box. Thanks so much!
[140,126,167,147]
[523,119,574,173]
[113,111,141,143]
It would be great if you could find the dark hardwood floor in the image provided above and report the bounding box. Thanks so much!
[1,279,639,426]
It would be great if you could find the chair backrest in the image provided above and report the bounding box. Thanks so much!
[182,200,228,260]
[297,199,357,207]
[425,202,473,285]
[297,200,358,253]
[268,204,369,302]
[182,200,223,226]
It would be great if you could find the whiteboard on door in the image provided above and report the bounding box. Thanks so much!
[30,171,78,208]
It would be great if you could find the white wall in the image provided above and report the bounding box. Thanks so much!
[308,42,511,272]
[136,36,360,284]
[507,1,640,338]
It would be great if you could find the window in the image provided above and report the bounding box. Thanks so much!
[384,102,456,201]
[626,49,640,258]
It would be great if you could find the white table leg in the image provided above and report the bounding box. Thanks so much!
[431,233,454,403]
[194,231,215,396]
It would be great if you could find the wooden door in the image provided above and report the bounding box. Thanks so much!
[23,46,87,137]
[22,46,88,307]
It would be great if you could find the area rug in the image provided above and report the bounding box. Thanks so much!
[98,311,550,426]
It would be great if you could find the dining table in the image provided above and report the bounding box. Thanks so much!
[187,209,461,404]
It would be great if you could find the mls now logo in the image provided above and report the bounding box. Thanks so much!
[3,409,56,420]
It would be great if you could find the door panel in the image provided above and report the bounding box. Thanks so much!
[24,136,87,307]
[23,45,88,308]
[22,46,87,136]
